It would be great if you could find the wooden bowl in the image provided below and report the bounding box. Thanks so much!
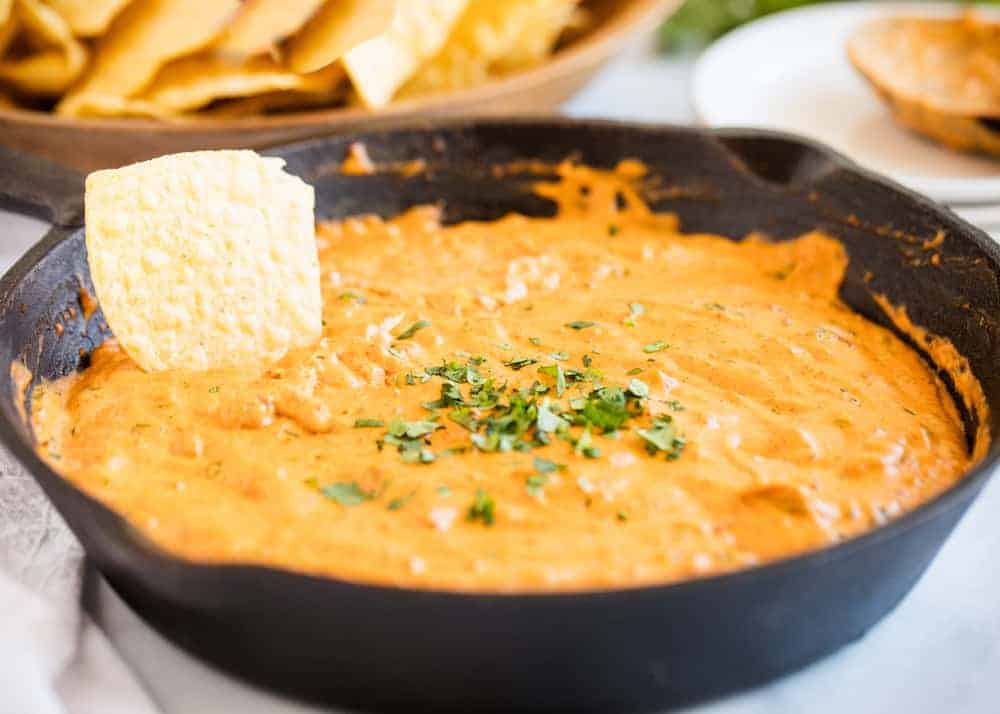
[0,0,681,171]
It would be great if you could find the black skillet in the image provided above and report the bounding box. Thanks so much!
[2,118,1000,713]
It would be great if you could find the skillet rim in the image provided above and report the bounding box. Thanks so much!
[1,115,998,599]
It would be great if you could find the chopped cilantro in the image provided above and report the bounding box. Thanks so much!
[608,223,621,236]
[526,474,548,497]
[537,400,568,433]
[571,428,601,458]
[321,482,374,506]
[582,354,593,368]
[666,400,685,412]
[627,378,650,399]
[354,418,385,428]
[396,320,431,340]
[437,485,452,496]
[529,337,542,346]
[438,447,468,458]
[448,406,478,431]
[565,321,596,330]
[467,489,496,525]
[635,415,687,460]
[379,418,443,464]
[643,341,669,353]
[627,367,643,376]
[617,511,628,522]
[533,456,566,474]
[426,359,483,385]
[503,356,538,371]
[629,302,645,316]
[538,363,566,397]
[579,387,635,433]
[496,342,513,350]
[423,381,465,410]
[388,490,416,511]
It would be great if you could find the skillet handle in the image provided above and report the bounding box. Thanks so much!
[0,145,84,226]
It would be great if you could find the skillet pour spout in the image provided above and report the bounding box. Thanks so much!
[1,119,999,713]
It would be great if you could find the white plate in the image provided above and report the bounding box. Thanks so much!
[691,2,1000,204]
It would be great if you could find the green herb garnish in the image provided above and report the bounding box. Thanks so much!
[526,474,548,497]
[538,363,567,397]
[565,321,596,330]
[467,489,496,525]
[378,418,443,464]
[533,456,566,474]
[354,418,385,428]
[579,387,637,433]
[635,415,687,460]
[321,482,374,506]
[627,378,650,399]
[627,367,643,376]
[642,341,669,353]
[608,223,621,236]
[388,490,417,510]
[396,320,431,340]
[503,356,538,371]
[529,337,542,346]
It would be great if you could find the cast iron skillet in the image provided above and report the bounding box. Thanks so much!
[2,118,1000,713]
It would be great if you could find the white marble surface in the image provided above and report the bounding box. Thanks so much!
[3,35,1000,714]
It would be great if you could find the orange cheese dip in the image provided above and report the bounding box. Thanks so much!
[30,165,981,592]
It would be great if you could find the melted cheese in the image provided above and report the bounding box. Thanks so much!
[29,164,981,592]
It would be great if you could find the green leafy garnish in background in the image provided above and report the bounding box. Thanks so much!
[659,0,988,52]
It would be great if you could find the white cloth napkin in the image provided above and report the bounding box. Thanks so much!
[0,447,159,714]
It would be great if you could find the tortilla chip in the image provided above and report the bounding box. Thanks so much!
[46,0,133,37]
[132,55,341,113]
[341,0,467,108]
[69,58,343,117]
[0,14,17,57]
[285,0,397,74]
[214,0,325,58]
[57,0,239,116]
[85,151,322,372]
[867,84,1000,158]
[0,0,87,95]
[199,83,347,117]
[848,15,1000,118]
[400,0,581,97]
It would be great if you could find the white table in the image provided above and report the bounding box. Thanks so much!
[3,35,999,714]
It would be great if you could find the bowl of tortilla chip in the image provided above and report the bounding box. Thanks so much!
[0,0,681,171]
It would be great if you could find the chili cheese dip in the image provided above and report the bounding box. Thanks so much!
[30,164,982,592]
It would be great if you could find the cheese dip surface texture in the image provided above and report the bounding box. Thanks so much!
[31,163,983,592]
